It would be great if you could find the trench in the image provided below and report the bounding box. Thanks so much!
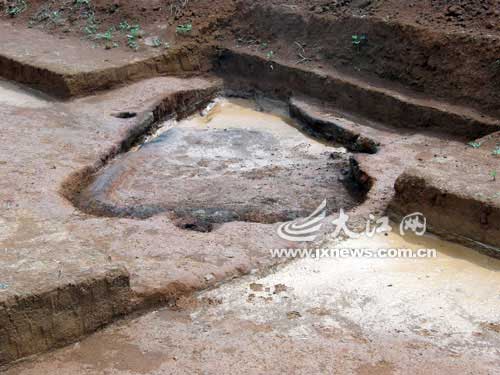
[1,5,500,370]
[71,95,366,232]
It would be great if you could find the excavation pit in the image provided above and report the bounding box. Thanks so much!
[2,4,500,368]
[77,97,363,230]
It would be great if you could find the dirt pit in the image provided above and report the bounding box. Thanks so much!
[77,97,362,231]
[1,0,500,370]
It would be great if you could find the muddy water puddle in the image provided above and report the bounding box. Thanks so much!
[140,97,337,151]
[79,97,360,228]
[177,97,336,152]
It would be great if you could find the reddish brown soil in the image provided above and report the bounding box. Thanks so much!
[1,0,235,50]
[2,0,499,117]
[0,0,499,370]
[2,0,499,50]
[273,0,500,33]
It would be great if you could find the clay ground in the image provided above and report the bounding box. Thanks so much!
[2,0,500,113]
[0,76,302,303]
[0,0,500,373]
[1,75,499,373]
[5,232,500,374]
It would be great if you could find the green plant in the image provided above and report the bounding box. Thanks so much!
[127,39,139,50]
[127,24,141,38]
[490,170,497,181]
[492,146,500,156]
[30,6,63,26]
[95,28,114,41]
[118,20,130,31]
[118,21,141,35]
[74,0,91,6]
[266,50,274,59]
[151,37,162,48]
[84,23,98,35]
[83,13,98,35]
[176,23,192,34]
[124,24,142,50]
[6,0,27,17]
[50,10,63,24]
[468,141,482,149]
[352,34,367,51]
[170,0,189,18]
[74,0,93,20]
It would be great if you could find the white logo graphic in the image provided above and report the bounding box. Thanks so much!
[276,200,427,242]
[400,213,427,236]
[277,200,327,242]
[331,209,392,239]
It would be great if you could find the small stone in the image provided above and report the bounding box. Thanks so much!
[144,36,161,47]
[273,284,287,294]
[357,0,372,9]
[330,151,344,159]
[111,111,137,119]
[287,311,302,319]
[249,283,264,292]
[446,5,463,17]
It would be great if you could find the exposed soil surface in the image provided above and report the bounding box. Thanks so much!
[1,0,500,372]
[390,144,500,256]
[1,0,234,51]
[5,232,500,374]
[0,77,298,366]
[3,0,499,45]
[280,0,500,32]
[78,97,360,227]
[2,1,500,114]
